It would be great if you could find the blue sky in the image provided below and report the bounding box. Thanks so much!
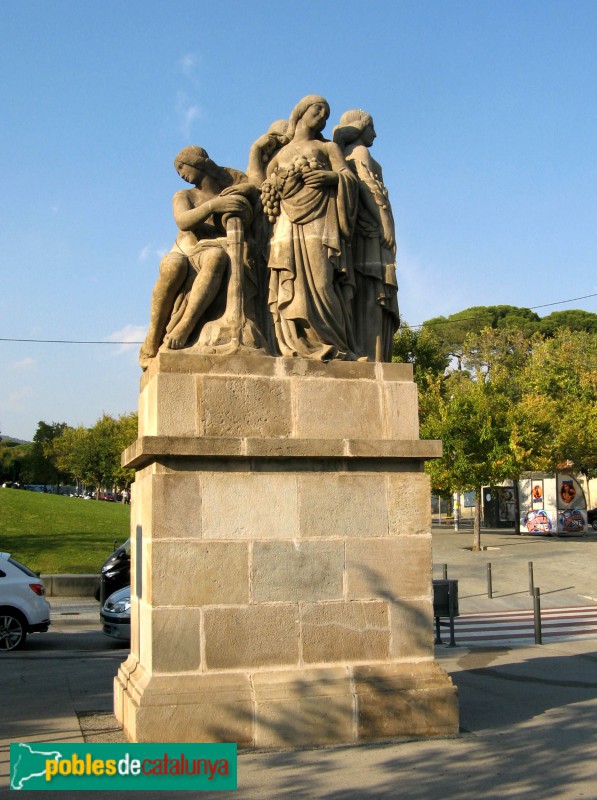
[1,0,596,440]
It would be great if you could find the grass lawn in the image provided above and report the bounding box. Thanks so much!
[0,489,130,574]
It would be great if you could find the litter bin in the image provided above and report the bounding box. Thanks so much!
[433,579,459,646]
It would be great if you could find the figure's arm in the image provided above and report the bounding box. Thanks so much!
[301,142,346,188]
[349,148,395,249]
[173,190,250,232]
[326,141,354,176]
[221,181,260,204]
[246,132,288,186]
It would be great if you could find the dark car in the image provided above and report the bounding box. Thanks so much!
[588,508,597,531]
[95,539,130,605]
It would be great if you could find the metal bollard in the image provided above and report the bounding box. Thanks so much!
[528,561,535,596]
[447,580,457,647]
[533,587,542,644]
[442,563,448,580]
[487,562,493,599]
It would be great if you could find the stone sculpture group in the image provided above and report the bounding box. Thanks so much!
[139,95,399,369]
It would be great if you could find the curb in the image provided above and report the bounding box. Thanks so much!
[41,574,99,597]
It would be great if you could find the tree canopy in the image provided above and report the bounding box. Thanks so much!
[421,304,597,369]
[1,413,138,493]
[403,307,597,549]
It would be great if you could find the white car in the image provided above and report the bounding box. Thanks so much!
[0,553,51,651]
[100,586,131,641]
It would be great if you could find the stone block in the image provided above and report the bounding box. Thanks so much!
[153,373,198,436]
[138,382,150,438]
[252,668,355,746]
[294,379,382,439]
[121,670,254,744]
[255,695,354,748]
[204,605,299,669]
[130,596,139,660]
[301,601,390,664]
[378,361,413,382]
[159,351,277,376]
[352,661,455,691]
[140,538,151,603]
[150,607,202,673]
[353,664,459,738]
[151,541,249,606]
[382,381,420,439]
[252,666,351,700]
[134,702,254,744]
[143,376,158,436]
[357,687,459,738]
[346,537,431,600]
[244,438,345,458]
[201,472,298,539]
[252,541,344,602]
[151,472,202,538]
[281,357,376,380]
[387,473,433,535]
[199,375,292,437]
[299,474,388,538]
[389,598,434,658]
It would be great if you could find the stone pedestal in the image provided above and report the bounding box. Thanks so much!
[115,353,458,746]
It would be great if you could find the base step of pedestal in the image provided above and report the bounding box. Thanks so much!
[115,659,458,747]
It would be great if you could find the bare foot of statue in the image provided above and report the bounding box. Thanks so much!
[164,319,194,350]
[139,342,159,370]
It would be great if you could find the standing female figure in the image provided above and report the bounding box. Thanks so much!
[263,95,358,360]
[334,110,399,362]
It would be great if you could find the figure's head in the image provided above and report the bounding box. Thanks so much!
[286,95,330,140]
[263,119,290,157]
[174,146,227,185]
[267,119,289,137]
[333,109,375,149]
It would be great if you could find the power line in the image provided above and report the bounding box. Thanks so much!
[403,292,597,331]
[0,292,596,344]
[0,338,140,344]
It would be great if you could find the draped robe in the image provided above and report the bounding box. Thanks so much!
[267,158,358,360]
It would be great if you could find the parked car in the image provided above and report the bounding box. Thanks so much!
[588,508,597,531]
[100,586,130,641]
[95,539,130,604]
[0,553,51,651]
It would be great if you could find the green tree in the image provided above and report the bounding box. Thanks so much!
[26,421,69,489]
[53,412,138,495]
[423,305,540,370]
[112,412,138,489]
[80,413,137,496]
[538,309,597,337]
[0,439,32,484]
[53,425,92,490]
[392,322,449,383]
[421,369,517,551]
[418,326,596,548]
[512,329,597,478]
[461,326,531,387]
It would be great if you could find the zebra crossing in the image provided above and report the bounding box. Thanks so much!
[451,605,597,646]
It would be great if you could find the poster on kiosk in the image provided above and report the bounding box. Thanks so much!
[520,474,588,535]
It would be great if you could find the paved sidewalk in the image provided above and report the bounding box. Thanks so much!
[48,596,100,625]
[431,526,597,613]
